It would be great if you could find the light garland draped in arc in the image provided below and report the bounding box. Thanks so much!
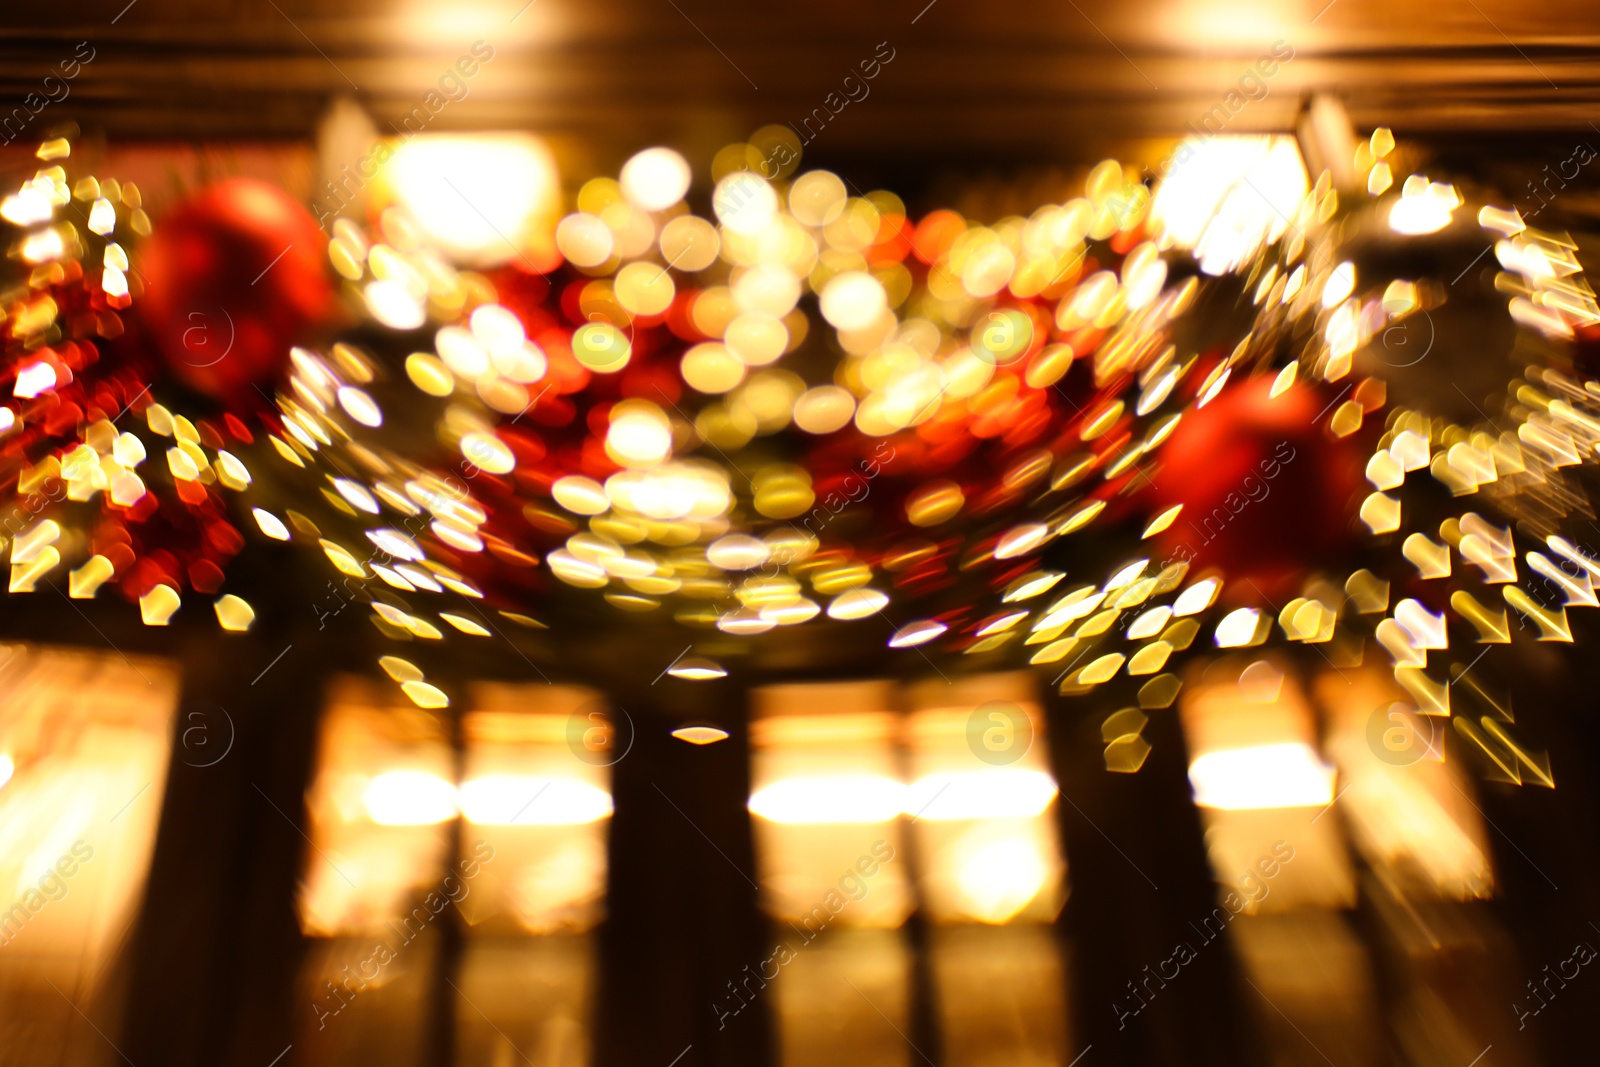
[2,126,1598,767]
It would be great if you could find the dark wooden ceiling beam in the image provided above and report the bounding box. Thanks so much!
[3,0,1598,158]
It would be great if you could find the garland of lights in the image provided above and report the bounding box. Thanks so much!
[2,127,1596,788]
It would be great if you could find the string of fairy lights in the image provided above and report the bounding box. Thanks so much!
[2,125,1598,785]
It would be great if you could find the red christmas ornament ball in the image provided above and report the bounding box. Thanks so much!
[137,178,333,402]
[1150,375,1364,597]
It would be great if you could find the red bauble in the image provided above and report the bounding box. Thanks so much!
[137,178,333,402]
[1149,375,1364,597]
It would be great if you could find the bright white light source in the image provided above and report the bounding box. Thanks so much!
[460,775,613,825]
[333,478,380,514]
[1,188,53,227]
[955,836,1051,924]
[1189,742,1337,810]
[102,266,129,299]
[994,523,1050,560]
[1214,607,1262,647]
[707,534,769,570]
[713,172,779,236]
[1389,178,1462,236]
[548,548,608,588]
[819,271,887,331]
[366,528,424,562]
[1105,559,1149,590]
[620,147,692,212]
[384,134,559,267]
[13,361,57,399]
[252,508,291,541]
[88,197,116,235]
[1126,606,1173,640]
[461,431,515,475]
[364,280,426,330]
[336,386,382,427]
[363,769,459,825]
[672,724,731,742]
[793,385,857,434]
[1151,135,1309,276]
[437,326,491,378]
[734,263,803,316]
[552,475,609,515]
[906,770,1058,821]
[668,658,728,681]
[1322,261,1356,308]
[21,228,65,264]
[606,404,673,468]
[890,619,947,648]
[470,303,526,355]
[1395,597,1449,649]
[748,774,906,824]
[1172,578,1220,617]
[556,212,614,267]
[827,587,889,620]
[494,342,547,384]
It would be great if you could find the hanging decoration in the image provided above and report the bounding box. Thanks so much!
[3,121,1599,793]
[136,177,335,402]
[0,137,253,624]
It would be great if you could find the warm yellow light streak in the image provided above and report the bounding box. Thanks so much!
[1189,742,1336,810]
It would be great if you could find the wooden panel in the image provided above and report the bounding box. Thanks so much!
[1,0,1598,163]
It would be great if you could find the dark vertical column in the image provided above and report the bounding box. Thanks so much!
[892,687,945,1067]
[1045,685,1262,1067]
[900,911,944,1067]
[423,708,467,1067]
[1452,639,1600,1063]
[118,604,328,1067]
[595,674,772,1067]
